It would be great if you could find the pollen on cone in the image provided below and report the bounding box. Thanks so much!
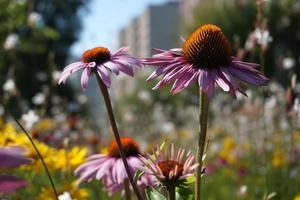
[182,24,232,68]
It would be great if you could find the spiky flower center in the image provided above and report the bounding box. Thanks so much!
[157,160,184,180]
[108,137,140,158]
[182,24,232,69]
[81,47,111,64]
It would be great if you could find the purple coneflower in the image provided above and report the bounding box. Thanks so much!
[75,137,154,196]
[0,146,32,193]
[143,24,268,98]
[58,46,143,91]
[140,144,198,200]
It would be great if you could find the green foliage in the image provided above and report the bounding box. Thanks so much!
[146,187,167,200]
[0,0,90,116]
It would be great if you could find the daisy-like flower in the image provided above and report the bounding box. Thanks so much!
[75,137,154,195]
[143,24,268,98]
[140,143,198,187]
[58,47,143,91]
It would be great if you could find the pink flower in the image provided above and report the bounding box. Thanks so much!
[75,137,154,194]
[143,24,268,98]
[0,147,32,193]
[59,47,143,91]
[140,143,198,186]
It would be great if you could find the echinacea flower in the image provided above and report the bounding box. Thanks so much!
[0,146,32,193]
[58,47,143,91]
[75,137,154,195]
[140,143,198,186]
[143,24,268,98]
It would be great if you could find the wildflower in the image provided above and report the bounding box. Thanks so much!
[271,150,286,168]
[3,33,19,50]
[0,146,32,193]
[3,79,16,93]
[254,27,273,47]
[21,110,39,130]
[36,182,88,200]
[32,92,46,105]
[75,137,154,194]
[58,46,143,91]
[282,57,296,70]
[140,143,198,186]
[143,24,268,98]
[28,11,44,27]
[294,194,300,200]
[58,192,72,200]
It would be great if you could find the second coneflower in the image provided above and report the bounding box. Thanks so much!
[143,24,269,200]
[143,24,268,98]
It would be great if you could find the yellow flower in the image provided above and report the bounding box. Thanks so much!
[271,150,286,168]
[295,131,300,143]
[54,147,87,171]
[223,137,235,150]
[294,194,300,200]
[36,182,88,200]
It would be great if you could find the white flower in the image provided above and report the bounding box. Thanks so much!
[28,11,43,27]
[3,33,19,50]
[282,57,295,70]
[238,185,248,196]
[138,90,152,103]
[21,110,39,129]
[52,70,61,81]
[58,192,73,200]
[3,79,16,93]
[32,93,46,105]
[255,28,273,46]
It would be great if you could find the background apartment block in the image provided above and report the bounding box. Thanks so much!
[118,1,180,58]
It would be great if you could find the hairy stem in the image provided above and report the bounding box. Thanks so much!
[95,75,143,200]
[0,99,58,200]
[195,91,209,200]
[167,185,176,200]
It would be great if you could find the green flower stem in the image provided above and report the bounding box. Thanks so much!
[0,99,58,200]
[195,91,209,200]
[124,179,132,200]
[167,185,176,200]
[95,75,143,200]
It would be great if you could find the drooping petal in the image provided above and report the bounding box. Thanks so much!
[80,67,91,91]
[97,66,111,87]
[58,63,85,85]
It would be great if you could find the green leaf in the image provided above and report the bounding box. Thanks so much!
[134,169,144,183]
[176,187,194,200]
[146,187,167,200]
[183,175,196,185]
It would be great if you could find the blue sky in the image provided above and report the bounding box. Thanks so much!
[71,0,169,56]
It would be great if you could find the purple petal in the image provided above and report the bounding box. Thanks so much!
[103,61,119,75]
[0,147,32,168]
[97,66,111,88]
[58,62,85,85]
[212,69,230,92]
[80,67,91,91]
[115,62,134,76]
[0,175,28,193]
[96,158,114,180]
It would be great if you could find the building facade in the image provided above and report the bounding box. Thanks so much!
[118,1,180,58]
